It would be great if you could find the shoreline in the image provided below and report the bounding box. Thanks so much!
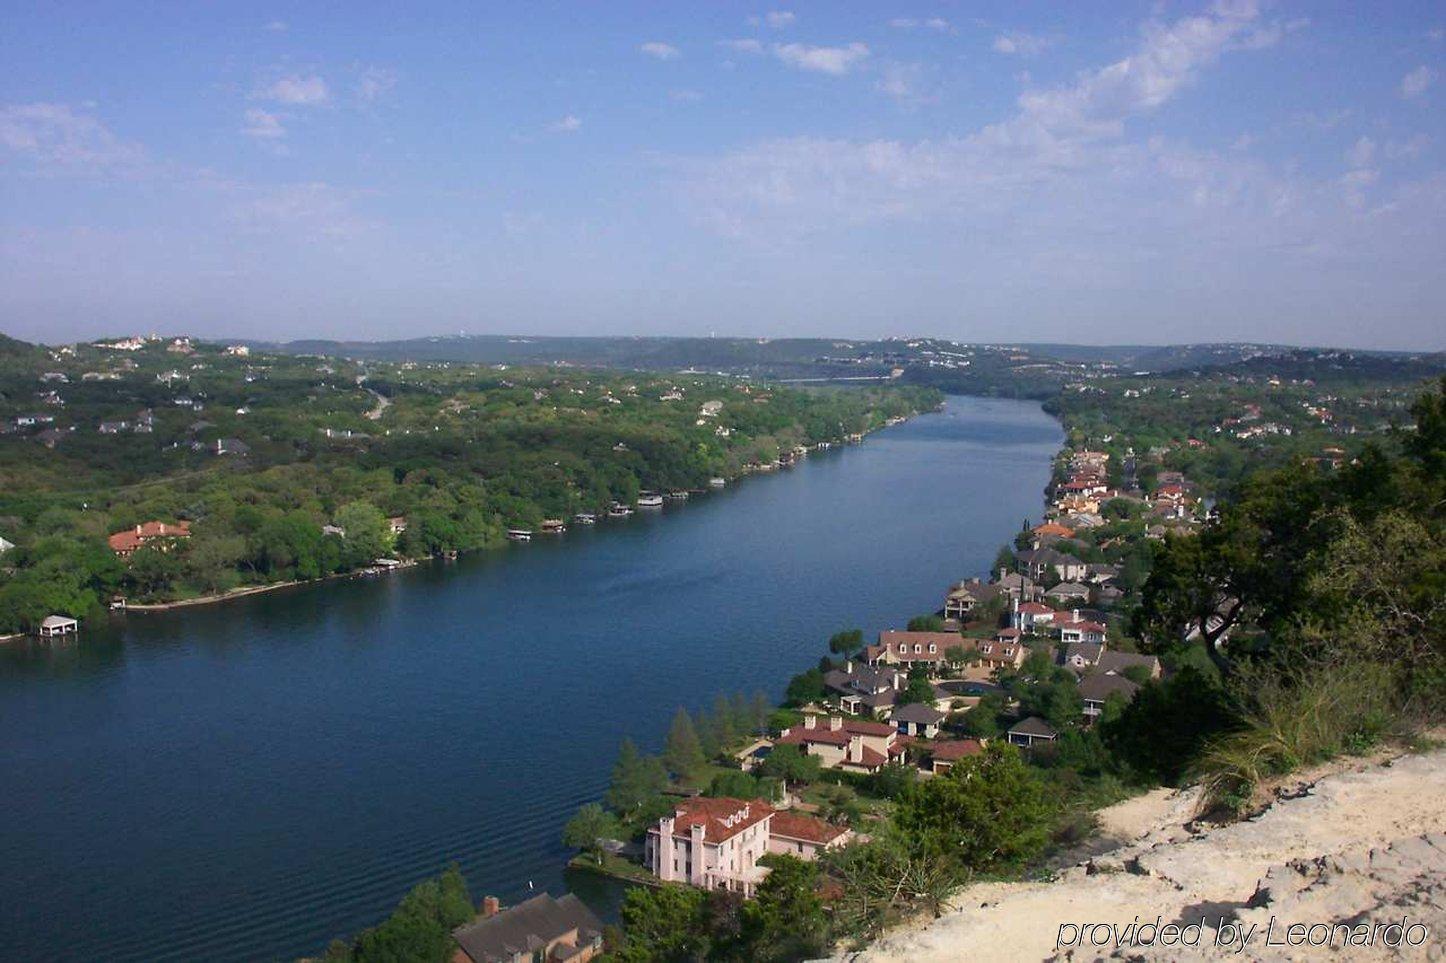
[65,409,930,625]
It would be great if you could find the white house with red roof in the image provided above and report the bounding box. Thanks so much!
[1012,601,1057,634]
[645,797,848,896]
[107,520,192,557]
[864,630,964,669]
[1057,612,1108,645]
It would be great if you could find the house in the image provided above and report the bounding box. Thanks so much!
[890,702,946,738]
[211,437,250,456]
[1061,641,1103,671]
[1057,611,1108,645]
[1045,582,1091,603]
[776,715,908,773]
[864,630,964,669]
[767,810,851,860]
[995,570,1040,602]
[108,521,192,557]
[388,516,408,536]
[1012,601,1056,634]
[98,420,130,434]
[1097,650,1162,680]
[1006,716,1058,748]
[1030,521,1076,548]
[969,629,1028,673]
[38,615,79,638]
[923,738,984,775]
[1079,673,1141,722]
[943,579,1001,619]
[823,662,905,715]
[646,797,774,895]
[1016,548,1088,583]
[451,892,603,963]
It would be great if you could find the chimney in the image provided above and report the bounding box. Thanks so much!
[1073,608,1080,621]
[829,716,843,732]
[848,734,862,762]
[481,896,500,918]
[803,715,816,730]
[845,660,853,674]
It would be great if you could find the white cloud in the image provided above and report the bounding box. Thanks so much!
[356,67,397,102]
[1344,135,1376,168]
[640,41,681,60]
[232,182,370,239]
[748,11,795,29]
[257,75,330,106]
[550,114,582,133]
[876,62,935,107]
[669,89,704,103]
[1401,65,1436,99]
[992,32,1056,57]
[242,107,286,140]
[676,1,1281,237]
[0,102,146,169]
[719,39,765,55]
[264,20,287,33]
[889,17,949,31]
[1384,134,1429,161]
[772,42,869,75]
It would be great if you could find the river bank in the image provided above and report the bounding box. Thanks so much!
[0,396,1062,963]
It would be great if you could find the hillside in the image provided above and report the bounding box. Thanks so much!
[830,747,1446,962]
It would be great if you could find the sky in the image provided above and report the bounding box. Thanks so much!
[1,2,1443,350]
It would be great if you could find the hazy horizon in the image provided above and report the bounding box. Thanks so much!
[4,2,1445,350]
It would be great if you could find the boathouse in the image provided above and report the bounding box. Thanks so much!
[38,615,79,638]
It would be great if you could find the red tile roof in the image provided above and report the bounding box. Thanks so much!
[107,520,191,554]
[929,739,984,763]
[660,797,774,844]
[769,811,847,845]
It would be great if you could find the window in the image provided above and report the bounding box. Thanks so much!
[928,644,937,653]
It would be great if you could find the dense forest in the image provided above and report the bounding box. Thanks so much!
[0,336,938,633]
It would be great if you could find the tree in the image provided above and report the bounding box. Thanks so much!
[993,544,1017,575]
[895,675,938,707]
[605,738,667,815]
[334,500,390,565]
[347,865,473,963]
[961,692,1004,739]
[783,667,826,707]
[893,742,1055,875]
[562,803,618,865]
[662,707,706,779]
[711,694,738,749]
[708,770,761,799]
[750,690,772,734]
[614,884,710,962]
[828,628,865,657]
[906,614,945,632]
[757,743,822,785]
[737,855,828,962]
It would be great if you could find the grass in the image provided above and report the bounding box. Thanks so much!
[1193,660,1400,816]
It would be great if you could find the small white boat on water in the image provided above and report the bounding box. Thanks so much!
[637,492,664,509]
[506,529,533,542]
[708,477,726,488]
[573,512,597,525]
[539,519,567,535]
[666,489,689,501]
[607,503,633,518]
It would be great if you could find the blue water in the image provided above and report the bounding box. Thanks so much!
[0,396,1061,962]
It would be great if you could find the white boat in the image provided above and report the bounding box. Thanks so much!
[708,477,726,488]
[637,492,664,509]
[666,489,689,500]
[607,503,633,518]
[573,512,597,525]
[506,529,532,542]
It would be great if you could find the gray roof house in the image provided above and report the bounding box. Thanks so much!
[1006,716,1058,748]
[452,892,603,963]
[891,702,947,738]
[1078,673,1141,720]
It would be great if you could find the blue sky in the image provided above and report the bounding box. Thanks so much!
[2,2,1443,349]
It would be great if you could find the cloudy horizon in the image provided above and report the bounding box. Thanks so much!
[2,2,1444,350]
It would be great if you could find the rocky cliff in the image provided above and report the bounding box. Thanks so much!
[829,749,1446,962]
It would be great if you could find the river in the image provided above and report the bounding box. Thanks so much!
[0,396,1061,962]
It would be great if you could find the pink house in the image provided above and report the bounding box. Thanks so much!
[647,797,774,896]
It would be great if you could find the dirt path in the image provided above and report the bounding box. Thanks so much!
[829,749,1446,962]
